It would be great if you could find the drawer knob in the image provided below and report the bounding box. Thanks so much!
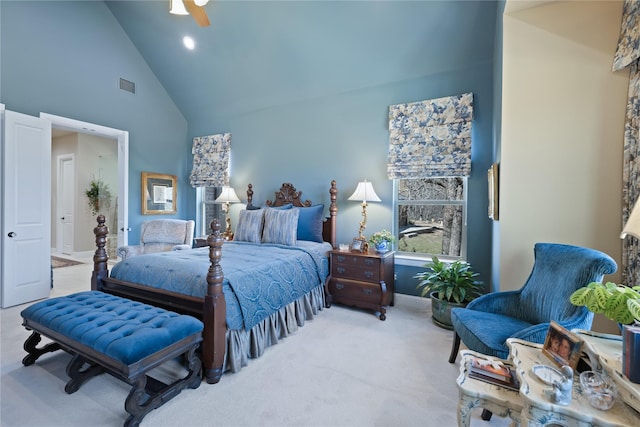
[337,267,346,274]
[363,288,373,295]
[365,259,374,266]
[364,271,373,278]
[336,283,344,290]
[337,255,346,262]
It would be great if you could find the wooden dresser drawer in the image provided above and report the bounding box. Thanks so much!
[331,263,380,283]
[332,253,380,269]
[328,277,381,305]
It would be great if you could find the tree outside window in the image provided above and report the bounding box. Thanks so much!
[396,177,466,258]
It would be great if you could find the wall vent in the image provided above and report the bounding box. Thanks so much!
[119,78,136,94]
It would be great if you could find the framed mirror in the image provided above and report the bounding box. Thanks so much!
[142,172,177,215]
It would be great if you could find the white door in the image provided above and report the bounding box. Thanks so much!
[1,110,51,308]
[58,155,74,254]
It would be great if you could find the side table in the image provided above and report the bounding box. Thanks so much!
[572,329,640,414]
[456,349,523,427]
[325,249,394,320]
[506,338,640,427]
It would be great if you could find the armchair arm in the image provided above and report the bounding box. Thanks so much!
[510,310,594,344]
[466,290,522,317]
[173,244,192,251]
[116,245,143,260]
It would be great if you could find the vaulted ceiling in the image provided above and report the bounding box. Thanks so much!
[106,1,498,123]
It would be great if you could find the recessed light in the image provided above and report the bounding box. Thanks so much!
[183,36,195,50]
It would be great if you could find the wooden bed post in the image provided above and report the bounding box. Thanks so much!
[328,180,338,248]
[202,219,226,384]
[91,215,109,291]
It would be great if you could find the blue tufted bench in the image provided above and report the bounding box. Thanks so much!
[21,291,204,427]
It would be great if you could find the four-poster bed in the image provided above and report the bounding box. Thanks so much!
[91,181,338,384]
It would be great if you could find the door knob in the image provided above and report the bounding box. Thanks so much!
[61,217,65,220]
[121,227,131,232]
[7,232,16,238]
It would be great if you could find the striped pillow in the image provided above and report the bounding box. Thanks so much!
[262,208,299,246]
[234,209,265,243]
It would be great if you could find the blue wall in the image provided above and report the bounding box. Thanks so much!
[0,1,189,242]
[1,1,497,295]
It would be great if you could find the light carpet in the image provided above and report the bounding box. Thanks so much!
[1,263,510,427]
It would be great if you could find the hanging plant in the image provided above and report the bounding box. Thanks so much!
[85,176,112,217]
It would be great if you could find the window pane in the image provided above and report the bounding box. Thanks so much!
[398,178,464,201]
[203,186,220,203]
[397,204,463,257]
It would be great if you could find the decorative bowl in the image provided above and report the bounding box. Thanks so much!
[579,371,617,410]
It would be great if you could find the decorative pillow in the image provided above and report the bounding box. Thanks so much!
[234,209,265,243]
[262,208,299,246]
[247,203,292,211]
[296,204,324,243]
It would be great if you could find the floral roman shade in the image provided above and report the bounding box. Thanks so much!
[189,132,231,188]
[613,0,640,287]
[387,92,473,179]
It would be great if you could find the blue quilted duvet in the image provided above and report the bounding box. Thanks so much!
[110,241,331,330]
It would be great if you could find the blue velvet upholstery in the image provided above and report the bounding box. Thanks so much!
[450,243,617,361]
[21,291,203,365]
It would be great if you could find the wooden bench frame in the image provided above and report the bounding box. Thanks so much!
[22,317,202,427]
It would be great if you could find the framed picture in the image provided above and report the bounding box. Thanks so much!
[542,321,584,370]
[142,172,177,215]
[350,237,367,253]
[488,163,499,220]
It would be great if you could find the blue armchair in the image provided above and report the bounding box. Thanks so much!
[448,243,617,363]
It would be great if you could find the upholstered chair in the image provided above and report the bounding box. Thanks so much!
[448,243,617,363]
[116,219,195,260]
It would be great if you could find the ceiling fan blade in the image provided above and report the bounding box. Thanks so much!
[183,0,210,27]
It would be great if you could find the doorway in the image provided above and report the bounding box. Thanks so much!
[41,113,129,259]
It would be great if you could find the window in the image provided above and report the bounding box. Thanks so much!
[395,177,466,259]
[197,186,223,236]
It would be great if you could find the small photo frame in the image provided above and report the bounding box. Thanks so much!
[542,321,584,370]
[350,237,367,253]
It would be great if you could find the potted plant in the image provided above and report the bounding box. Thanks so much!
[368,229,396,253]
[570,281,640,325]
[85,176,112,217]
[414,256,482,329]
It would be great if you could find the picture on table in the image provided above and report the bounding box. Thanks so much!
[542,321,583,370]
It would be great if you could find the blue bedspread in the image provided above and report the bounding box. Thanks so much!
[110,241,331,330]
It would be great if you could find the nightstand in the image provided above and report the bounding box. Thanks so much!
[193,237,208,248]
[325,249,395,320]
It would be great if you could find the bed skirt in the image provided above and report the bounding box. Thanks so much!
[223,284,325,373]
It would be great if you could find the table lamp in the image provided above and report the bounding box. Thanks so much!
[214,186,241,240]
[621,197,640,240]
[348,180,381,242]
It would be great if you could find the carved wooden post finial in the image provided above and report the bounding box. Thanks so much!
[91,215,109,290]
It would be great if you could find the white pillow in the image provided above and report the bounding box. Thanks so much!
[234,209,264,243]
[262,208,299,246]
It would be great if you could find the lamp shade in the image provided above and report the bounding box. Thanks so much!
[214,186,241,204]
[621,197,640,239]
[348,180,381,203]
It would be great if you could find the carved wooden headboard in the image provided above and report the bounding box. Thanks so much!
[245,181,338,247]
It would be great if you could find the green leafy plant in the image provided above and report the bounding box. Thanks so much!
[368,229,396,246]
[570,281,640,325]
[85,177,112,217]
[414,256,482,304]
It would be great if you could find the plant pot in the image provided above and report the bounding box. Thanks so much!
[374,240,390,253]
[430,291,466,330]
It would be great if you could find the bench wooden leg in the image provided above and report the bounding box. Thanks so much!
[65,354,106,394]
[22,331,62,366]
[124,344,202,427]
